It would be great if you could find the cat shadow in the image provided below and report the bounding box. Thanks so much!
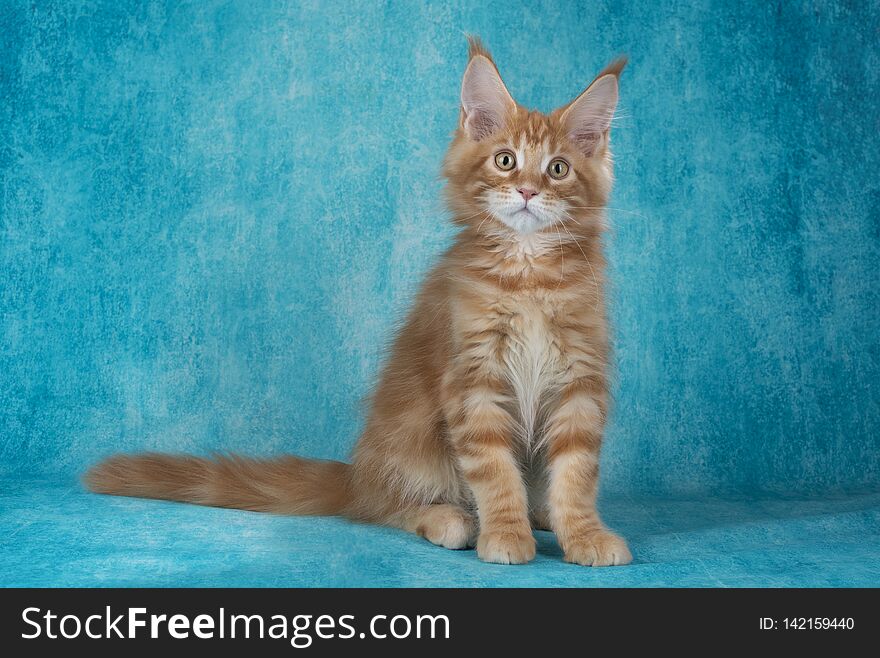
[598,491,880,541]
[527,491,880,563]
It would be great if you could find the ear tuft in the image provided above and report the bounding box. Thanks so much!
[460,37,515,141]
[467,35,494,63]
[597,55,628,79]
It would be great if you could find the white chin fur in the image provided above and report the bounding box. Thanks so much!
[497,209,545,234]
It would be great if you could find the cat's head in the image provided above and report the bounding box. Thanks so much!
[444,38,624,237]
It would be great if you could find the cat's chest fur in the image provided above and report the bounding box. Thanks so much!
[500,296,565,447]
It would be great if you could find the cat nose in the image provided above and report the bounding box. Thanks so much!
[517,187,538,202]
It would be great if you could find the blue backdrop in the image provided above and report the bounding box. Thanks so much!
[2,0,879,502]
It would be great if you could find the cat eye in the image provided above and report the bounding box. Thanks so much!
[547,159,570,180]
[494,151,516,171]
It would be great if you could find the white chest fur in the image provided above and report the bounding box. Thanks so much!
[502,301,563,450]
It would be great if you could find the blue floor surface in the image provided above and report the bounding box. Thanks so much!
[2,477,878,587]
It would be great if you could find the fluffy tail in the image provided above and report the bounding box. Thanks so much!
[83,453,351,516]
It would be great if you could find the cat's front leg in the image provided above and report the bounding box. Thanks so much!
[445,374,535,565]
[544,380,631,566]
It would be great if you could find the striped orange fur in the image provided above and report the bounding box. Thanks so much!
[85,37,631,566]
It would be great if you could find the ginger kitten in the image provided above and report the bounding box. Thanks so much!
[86,38,632,567]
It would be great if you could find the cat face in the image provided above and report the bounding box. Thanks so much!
[444,39,623,237]
[462,113,600,235]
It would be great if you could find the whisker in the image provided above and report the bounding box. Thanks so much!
[454,206,493,223]
[557,211,601,311]
[550,218,565,293]
[564,205,651,221]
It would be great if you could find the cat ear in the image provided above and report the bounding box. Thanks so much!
[460,49,515,141]
[560,58,626,158]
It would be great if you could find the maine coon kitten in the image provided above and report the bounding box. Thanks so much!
[86,38,632,567]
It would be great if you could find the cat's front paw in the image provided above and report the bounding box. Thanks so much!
[563,530,631,567]
[476,528,536,565]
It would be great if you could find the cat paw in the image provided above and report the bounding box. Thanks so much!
[417,505,476,549]
[477,528,536,565]
[563,529,631,566]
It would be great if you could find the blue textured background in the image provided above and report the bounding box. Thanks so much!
[2,0,879,586]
